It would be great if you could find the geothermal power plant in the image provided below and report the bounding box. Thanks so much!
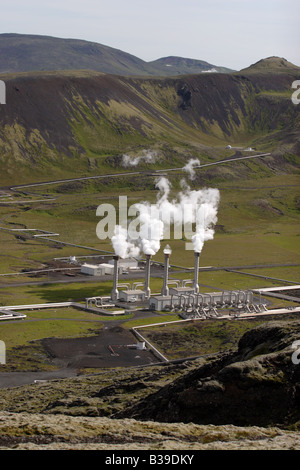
[107,247,266,319]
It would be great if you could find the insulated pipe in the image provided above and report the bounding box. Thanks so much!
[196,293,204,307]
[132,282,144,290]
[193,252,200,294]
[180,295,188,308]
[171,294,180,308]
[111,255,120,302]
[188,293,195,307]
[239,290,246,303]
[222,290,231,304]
[117,283,131,290]
[183,295,188,308]
[206,293,213,307]
[167,280,181,287]
[230,291,239,305]
[144,254,152,299]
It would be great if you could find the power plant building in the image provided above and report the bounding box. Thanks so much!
[81,263,109,276]
[108,247,264,318]
[108,258,138,270]
[81,261,131,276]
[119,289,146,302]
[149,295,173,311]
[169,286,195,296]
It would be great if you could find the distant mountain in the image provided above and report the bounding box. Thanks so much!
[0,33,233,76]
[147,56,234,75]
[0,33,154,76]
[241,56,300,73]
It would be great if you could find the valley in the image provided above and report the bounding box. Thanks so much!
[0,40,299,450]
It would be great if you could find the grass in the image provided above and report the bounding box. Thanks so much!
[0,309,103,371]
[123,314,181,329]
[0,172,298,308]
[0,303,136,372]
[1,317,101,350]
[0,133,299,375]
[138,316,287,360]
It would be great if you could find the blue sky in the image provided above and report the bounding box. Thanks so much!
[1,0,299,70]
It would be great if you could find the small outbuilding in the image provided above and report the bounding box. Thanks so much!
[81,263,105,276]
[119,289,145,303]
[169,286,195,296]
[149,295,173,311]
[108,258,138,270]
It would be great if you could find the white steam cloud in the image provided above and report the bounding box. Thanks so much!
[111,159,220,258]
[111,225,140,259]
[182,158,200,180]
[122,149,158,167]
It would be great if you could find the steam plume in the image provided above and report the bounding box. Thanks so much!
[110,159,220,258]
[111,225,140,259]
[122,149,158,167]
[182,158,200,180]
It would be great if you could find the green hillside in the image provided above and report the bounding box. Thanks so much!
[0,68,299,185]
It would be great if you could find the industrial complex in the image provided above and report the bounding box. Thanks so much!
[1,244,299,324]
[107,246,268,319]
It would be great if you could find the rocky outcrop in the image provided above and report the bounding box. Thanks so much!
[116,320,300,427]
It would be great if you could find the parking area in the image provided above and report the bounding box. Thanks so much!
[42,324,157,369]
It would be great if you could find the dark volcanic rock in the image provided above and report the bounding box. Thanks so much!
[115,320,300,427]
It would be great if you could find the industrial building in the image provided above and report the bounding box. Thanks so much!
[81,260,135,276]
[119,289,145,302]
[81,263,112,276]
[108,258,138,270]
[108,246,267,319]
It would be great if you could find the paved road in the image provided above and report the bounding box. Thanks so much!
[0,263,298,289]
[0,368,78,389]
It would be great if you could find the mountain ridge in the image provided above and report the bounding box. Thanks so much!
[0,67,299,185]
[0,33,235,76]
[241,56,300,73]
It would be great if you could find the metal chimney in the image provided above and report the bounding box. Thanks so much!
[111,255,120,302]
[193,251,200,294]
[161,245,172,296]
[144,254,152,299]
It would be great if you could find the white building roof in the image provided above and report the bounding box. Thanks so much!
[82,263,100,269]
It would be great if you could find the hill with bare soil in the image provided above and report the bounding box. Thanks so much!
[0,68,299,185]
